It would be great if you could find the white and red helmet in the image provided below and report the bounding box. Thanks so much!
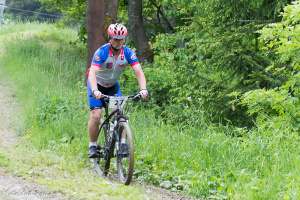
[107,23,128,39]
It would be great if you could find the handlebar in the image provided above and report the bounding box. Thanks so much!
[101,93,142,102]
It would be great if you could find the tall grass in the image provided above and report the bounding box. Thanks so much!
[0,23,88,162]
[1,22,300,199]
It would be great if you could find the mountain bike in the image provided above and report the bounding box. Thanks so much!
[91,93,140,185]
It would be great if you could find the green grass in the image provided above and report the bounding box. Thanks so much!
[0,153,9,167]
[131,111,300,199]
[1,22,300,200]
[1,138,148,200]
[0,22,148,200]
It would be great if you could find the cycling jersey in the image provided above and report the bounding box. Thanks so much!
[91,43,139,87]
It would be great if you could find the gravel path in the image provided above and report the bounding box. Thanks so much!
[0,169,66,200]
[0,82,18,148]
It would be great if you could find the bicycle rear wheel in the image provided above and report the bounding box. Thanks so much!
[116,121,134,185]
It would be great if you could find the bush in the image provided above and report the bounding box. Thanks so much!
[240,0,300,133]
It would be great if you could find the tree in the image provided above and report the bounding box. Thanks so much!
[86,0,118,71]
[240,0,300,133]
[128,0,153,62]
[144,0,293,126]
[104,0,118,26]
[86,0,105,71]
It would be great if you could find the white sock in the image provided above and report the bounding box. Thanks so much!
[121,138,126,144]
[89,142,97,147]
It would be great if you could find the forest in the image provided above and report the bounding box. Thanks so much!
[1,0,299,199]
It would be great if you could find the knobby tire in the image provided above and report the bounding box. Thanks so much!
[117,122,134,185]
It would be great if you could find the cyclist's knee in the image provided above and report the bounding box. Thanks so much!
[90,109,101,122]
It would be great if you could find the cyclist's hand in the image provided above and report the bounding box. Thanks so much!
[139,89,149,101]
[92,90,102,99]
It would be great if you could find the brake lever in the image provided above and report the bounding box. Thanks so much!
[132,93,141,101]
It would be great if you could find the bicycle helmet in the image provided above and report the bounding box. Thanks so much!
[107,23,128,39]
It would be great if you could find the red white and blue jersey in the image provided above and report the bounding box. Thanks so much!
[91,43,139,87]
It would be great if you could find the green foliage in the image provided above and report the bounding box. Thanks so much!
[132,109,300,199]
[38,0,86,41]
[1,0,299,198]
[1,20,300,199]
[259,1,300,81]
[240,0,300,132]
[0,153,9,167]
[0,23,87,152]
[37,96,70,126]
[39,0,85,22]
[241,88,300,132]
[144,0,295,127]
[7,0,41,12]
[6,0,59,21]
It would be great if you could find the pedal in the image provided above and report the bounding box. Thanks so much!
[90,157,99,163]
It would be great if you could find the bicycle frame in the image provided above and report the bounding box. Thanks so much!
[98,94,139,136]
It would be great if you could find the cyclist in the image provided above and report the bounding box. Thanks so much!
[87,23,148,158]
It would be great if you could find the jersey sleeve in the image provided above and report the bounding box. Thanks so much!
[124,47,139,67]
[91,48,108,68]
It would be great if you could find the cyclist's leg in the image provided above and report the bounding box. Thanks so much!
[88,109,102,142]
[87,81,105,157]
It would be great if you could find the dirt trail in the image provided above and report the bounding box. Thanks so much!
[0,81,19,148]
[0,169,67,200]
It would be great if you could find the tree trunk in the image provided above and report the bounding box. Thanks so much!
[86,0,118,71]
[104,0,118,29]
[86,0,105,71]
[128,0,153,63]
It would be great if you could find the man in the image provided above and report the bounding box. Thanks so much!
[87,23,148,158]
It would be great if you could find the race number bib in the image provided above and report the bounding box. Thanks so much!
[108,96,128,110]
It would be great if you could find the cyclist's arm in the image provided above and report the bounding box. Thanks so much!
[88,65,100,92]
[88,47,107,92]
[132,63,147,90]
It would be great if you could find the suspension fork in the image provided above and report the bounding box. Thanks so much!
[115,116,128,150]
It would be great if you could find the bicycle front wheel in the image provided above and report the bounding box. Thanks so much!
[98,123,114,176]
[116,121,134,185]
